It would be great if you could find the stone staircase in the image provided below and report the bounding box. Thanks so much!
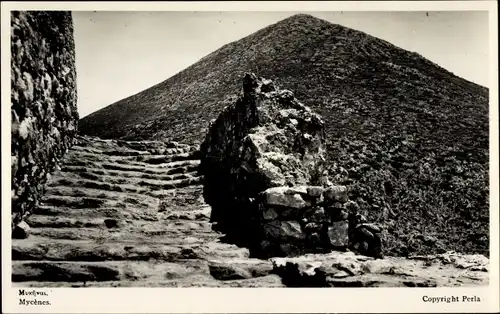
[11,135,489,287]
[11,135,283,287]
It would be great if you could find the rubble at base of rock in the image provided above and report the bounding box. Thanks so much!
[270,250,489,287]
[200,73,381,258]
[12,220,31,239]
[253,185,383,258]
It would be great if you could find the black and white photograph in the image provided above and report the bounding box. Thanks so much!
[2,1,499,313]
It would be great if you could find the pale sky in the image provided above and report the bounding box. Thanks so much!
[73,11,489,118]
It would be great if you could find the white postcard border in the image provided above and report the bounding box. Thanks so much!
[2,1,498,313]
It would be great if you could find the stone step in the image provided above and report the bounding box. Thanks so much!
[25,216,121,229]
[135,176,203,191]
[65,148,197,164]
[101,160,200,174]
[43,186,158,203]
[60,158,200,175]
[10,135,268,287]
[71,141,198,157]
[33,205,155,220]
[47,175,203,193]
[74,135,194,152]
[12,263,283,288]
[58,165,199,181]
[32,204,208,222]
[134,152,199,164]
[12,274,285,287]
[70,144,152,157]
[12,259,211,283]
[12,239,199,262]
[23,216,213,231]
[12,257,277,285]
[75,135,164,144]
[38,194,155,210]
[147,186,204,201]
[11,233,249,262]
[23,226,219,244]
[116,140,191,151]
[47,177,147,194]
[35,187,206,219]
[50,172,196,186]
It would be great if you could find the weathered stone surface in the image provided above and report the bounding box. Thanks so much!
[305,207,326,223]
[208,259,273,281]
[349,214,384,258]
[12,221,30,239]
[271,251,489,287]
[208,263,252,280]
[328,221,349,247]
[263,187,309,209]
[11,11,78,229]
[263,220,305,241]
[200,73,327,247]
[306,186,324,198]
[261,207,278,221]
[12,261,120,282]
[199,74,384,258]
[304,222,322,232]
[323,186,348,203]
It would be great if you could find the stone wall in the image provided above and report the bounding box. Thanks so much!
[200,74,382,258]
[11,11,78,232]
[200,74,326,246]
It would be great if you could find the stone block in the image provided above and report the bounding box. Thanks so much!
[263,187,309,209]
[12,221,30,239]
[263,220,305,241]
[323,185,348,203]
[328,221,349,247]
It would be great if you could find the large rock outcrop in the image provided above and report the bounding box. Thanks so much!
[200,74,381,258]
[11,11,78,231]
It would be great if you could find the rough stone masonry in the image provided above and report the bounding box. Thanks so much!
[11,11,78,236]
[200,73,383,258]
